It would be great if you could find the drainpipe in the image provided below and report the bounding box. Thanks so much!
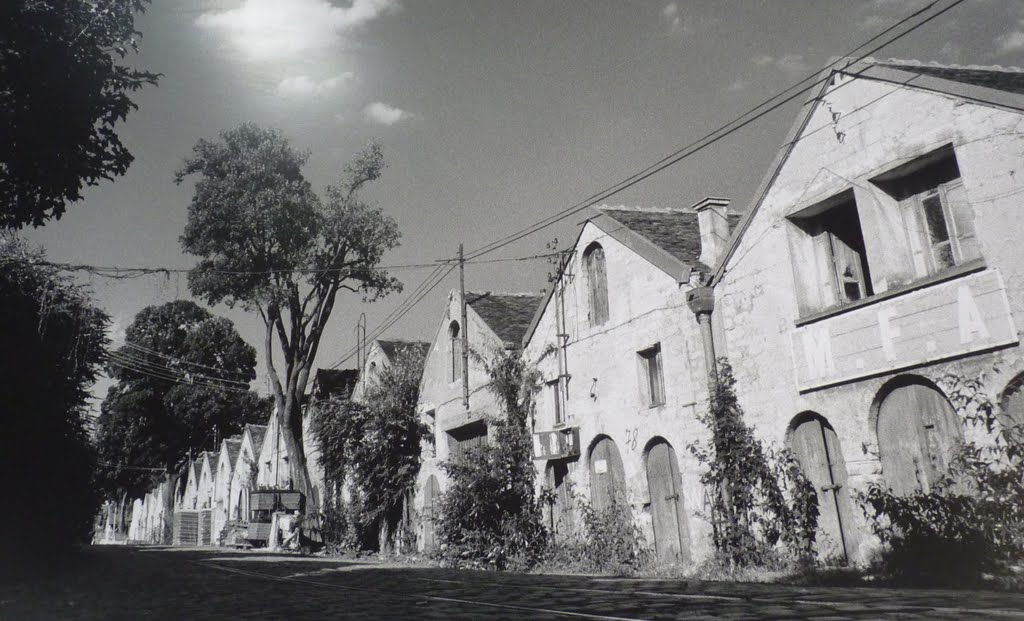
[686,285,718,393]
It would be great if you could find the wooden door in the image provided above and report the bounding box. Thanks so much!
[547,462,575,538]
[878,383,962,495]
[1000,376,1024,431]
[421,475,440,551]
[645,441,688,560]
[790,414,855,562]
[589,437,626,512]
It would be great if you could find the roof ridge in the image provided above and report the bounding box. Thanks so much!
[597,204,695,214]
[466,291,542,298]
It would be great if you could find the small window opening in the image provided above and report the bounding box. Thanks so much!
[548,379,564,426]
[583,243,609,326]
[638,343,666,407]
[790,194,873,308]
[448,321,462,383]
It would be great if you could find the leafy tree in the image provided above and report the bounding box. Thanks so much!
[96,300,270,500]
[0,234,108,556]
[0,0,160,228]
[176,123,402,503]
[436,347,548,569]
[313,346,427,552]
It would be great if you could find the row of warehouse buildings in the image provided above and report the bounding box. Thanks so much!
[123,58,1024,566]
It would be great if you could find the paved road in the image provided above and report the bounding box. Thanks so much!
[3,546,1024,620]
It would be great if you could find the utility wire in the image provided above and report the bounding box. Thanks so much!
[121,341,254,380]
[463,0,960,261]
[110,350,252,388]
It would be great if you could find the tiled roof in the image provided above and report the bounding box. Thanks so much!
[467,292,543,346]
[246,424,268,454]
[224,437,242,470]
[203,451,219,475]
[378,339,430,361]
[597,207,741,271]
[878,61,1024,96]
[314,368,360,400]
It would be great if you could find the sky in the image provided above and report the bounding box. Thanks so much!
[23,0,1024,411]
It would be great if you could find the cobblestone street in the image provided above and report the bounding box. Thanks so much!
[3,546,1024,620]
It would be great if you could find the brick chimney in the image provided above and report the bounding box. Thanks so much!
[692,197,730,269]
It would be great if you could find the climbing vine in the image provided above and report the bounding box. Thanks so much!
[689,359,819,567]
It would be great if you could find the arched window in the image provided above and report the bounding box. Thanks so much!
[449,321,463,383]
[583,243,609,325]
[1000,373,1024,431]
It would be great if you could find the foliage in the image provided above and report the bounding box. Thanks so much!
[96,300,270,500]
[0,235,108,555]
[176,123,402,501]
[541,494,652,575]
[316,487,377,554]
[435,347,548,569]
[0,0,160,228]
[313,346,427,552]
[689,359,818,567]
[862,374,1024,586]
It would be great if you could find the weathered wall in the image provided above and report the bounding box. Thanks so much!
[524,220,714,561]
[716,72,1024,564]
[228,430,259,521]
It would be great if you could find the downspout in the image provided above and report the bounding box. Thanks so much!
[686,284,718,393]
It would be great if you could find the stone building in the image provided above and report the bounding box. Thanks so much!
[256,409,292,490]
[302,368,360,510]
[351,339,431,402]
[228,423,266,523]
[711,59,1024,564]
[412,289,542,551]
[212,436,242,544]
[522,202,737,562]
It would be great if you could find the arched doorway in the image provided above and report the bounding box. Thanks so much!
[644,439,689,561]
[788,412,855,562]
[545,461,574,539]
[588,436,626,512]
[421,475,440,552]
[876,377,962,495]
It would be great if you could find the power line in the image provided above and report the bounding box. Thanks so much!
[110,350,252,388]
[107,353,254,393]
[463,0,960,261]
[121,342,253,380]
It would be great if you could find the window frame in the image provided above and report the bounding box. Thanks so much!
[582,242,609,327]
[448,321,462,383]
[637,343,666,408]
[548,378,564,427]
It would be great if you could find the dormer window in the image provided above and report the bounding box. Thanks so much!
[872,145,980,279]
[583,242,609,326]
[449,321,462,382]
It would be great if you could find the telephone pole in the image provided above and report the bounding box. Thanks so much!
[459,244,470,410]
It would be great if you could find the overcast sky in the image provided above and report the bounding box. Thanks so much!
[23,0,1024,408]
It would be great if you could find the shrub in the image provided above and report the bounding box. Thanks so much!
[540,494,651,575]
[862,374,1024,586]
[435,347,548,569]
[689,359,818,567]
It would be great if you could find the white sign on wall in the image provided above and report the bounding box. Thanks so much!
[792,269,1018,391]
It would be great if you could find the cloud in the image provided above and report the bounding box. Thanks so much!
[726,79,745,92]
[364,101,414,125]
[662,3,682,33]
[751,54,809,74]
[196,0,400,62]
[996,23,1024,55]
[276,73,354,97]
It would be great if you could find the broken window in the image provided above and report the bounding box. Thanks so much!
[873,146,980,279]
[583,242,609,326]
[789,192,873,311]
[638,343,665,407]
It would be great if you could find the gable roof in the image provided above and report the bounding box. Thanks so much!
[712,57,1024,285]
[878,61,1024,96]
[245,424,267,454]
[378,339,431,361]
[223,437,242,471]
[313,368,360,400]
[466,292,543,347]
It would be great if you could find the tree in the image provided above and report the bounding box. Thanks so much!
[1,0,160,228]
[0,234,108,556]
[176,123,402,504]
[96,300,270,500]
[313,346,427,552]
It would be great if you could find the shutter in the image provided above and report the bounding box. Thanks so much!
[650,349,665,405]
[586,246,609,325]
[899,199,929,278]
[943,182,981,263]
